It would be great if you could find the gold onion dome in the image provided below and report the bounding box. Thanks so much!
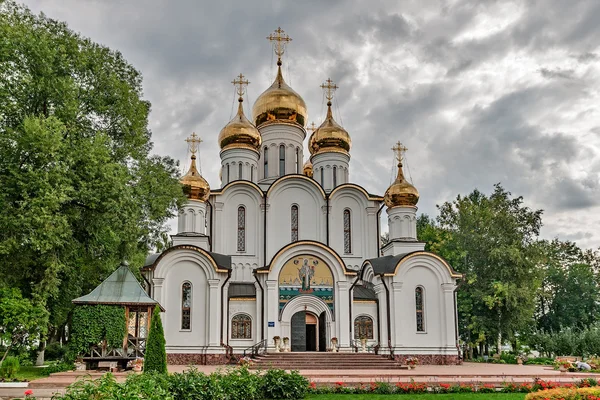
[303,159,313,177]
[218,97,261,152]
[384,143,419,208]
[309,79,351,156]
[181,132,210,202]
[252,64,307,128]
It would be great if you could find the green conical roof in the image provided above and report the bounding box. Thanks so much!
[72,262,163,310]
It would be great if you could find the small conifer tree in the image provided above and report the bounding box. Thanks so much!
[144,306,167,373]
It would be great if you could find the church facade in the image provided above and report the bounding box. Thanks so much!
[141,28,462,365]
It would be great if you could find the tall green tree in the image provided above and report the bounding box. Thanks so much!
[0,1,185,348]
[433,184,543,355]
[144,307,167,374]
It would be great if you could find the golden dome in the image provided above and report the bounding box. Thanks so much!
[309,102,351,156]
[219,97,261,152]
[384,161,419,208]
[303,159,313,177]
[252,64,307,128]
[181,154,210,202]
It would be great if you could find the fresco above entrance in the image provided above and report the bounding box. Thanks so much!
[279,255,334,315]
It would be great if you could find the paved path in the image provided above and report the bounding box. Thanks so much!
[3,363,600,400]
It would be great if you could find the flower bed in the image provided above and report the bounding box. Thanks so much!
[525,387,600,399]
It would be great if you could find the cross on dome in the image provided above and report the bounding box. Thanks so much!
[308,122,318,132]
[320,78,338,102]
[185,132,202,155]
[392,141,408,163]
[267,27,292,64]
[232,73,249,98]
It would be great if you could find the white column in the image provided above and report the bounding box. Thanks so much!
[374,283,388,349]
[208,279,221,347]
[152,278,165,305]
[336,280,350,349]
[391,281,403,348]
[265,280,278,349]
[442,283,457,348]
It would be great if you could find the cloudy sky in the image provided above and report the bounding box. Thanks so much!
[23,0,600,249]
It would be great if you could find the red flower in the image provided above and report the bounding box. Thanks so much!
[24,390,34,396]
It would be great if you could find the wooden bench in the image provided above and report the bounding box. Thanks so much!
[98,361,118,372]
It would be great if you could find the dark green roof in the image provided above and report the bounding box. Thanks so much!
[73,263,163,310]
[229,283,256,298]
[353,284,377,300]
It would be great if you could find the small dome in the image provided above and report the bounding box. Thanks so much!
[181,155,210,202]
[384,161,419,208]
[219,98,261,152]
[303,159,313,177]
[252,65,307,128]
[309,103,351,156]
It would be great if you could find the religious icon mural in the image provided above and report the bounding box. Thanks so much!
[279,255,334,315]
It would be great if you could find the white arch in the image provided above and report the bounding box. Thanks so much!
[280,294,334,323]
[395,254,459,284]
[154,249,220,280]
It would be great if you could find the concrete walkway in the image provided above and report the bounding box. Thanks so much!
[3,362,600,400]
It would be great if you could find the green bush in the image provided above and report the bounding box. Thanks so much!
[42,361,75,376]
[144,306,167,374]
[261,369,308,399]
[524,357,554,365]
[0,356,20,381]
[45,342,67,361]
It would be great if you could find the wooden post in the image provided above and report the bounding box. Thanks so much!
[146,306,152,337]
[123,306,129,354]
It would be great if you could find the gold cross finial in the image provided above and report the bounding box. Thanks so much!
[392,141,408,163]
[308,122,318,132]
[185,132,202,155]
[267,27,292,63]
[231,73,249,97]
[320,78,338,102]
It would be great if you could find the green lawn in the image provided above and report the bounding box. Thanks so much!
[15,366,48,381]
[307,394,526,400]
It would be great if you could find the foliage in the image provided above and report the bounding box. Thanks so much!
[0,0,185,350]
[44,342,67,361]
[70,305,126,357]
[525,386,600,400]
[0,286,48,362]
[527,324,600,358]
[419,184,543,356]
[42,361,75,376]
[261,369,309,400]
[144,307,167,374]
[0,356,20,381]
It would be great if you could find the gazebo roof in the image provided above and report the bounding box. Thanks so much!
[72,262,164,310]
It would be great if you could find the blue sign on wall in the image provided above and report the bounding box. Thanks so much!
[268,321,275,327]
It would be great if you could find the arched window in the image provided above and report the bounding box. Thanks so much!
[291,205,299,242]
[238,163,243,180]
[181,282,192,330]
[279,145,286,176]
[343,209,351,254]
[320,168,324,185]
[231,314,252,339]
[354,316,374,339]
[237,206,246,252]
[333,166,337,187]
[227,164,230,183]
[415,287,425,332]
[250,166,254,182]
[263,147,268,177]
[296,147,300,173]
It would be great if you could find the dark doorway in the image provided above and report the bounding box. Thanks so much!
[291,311,306,352]
[306,325,317,351]
[318,312,326,352]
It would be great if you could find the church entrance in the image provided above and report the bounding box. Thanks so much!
[290,311,326,351]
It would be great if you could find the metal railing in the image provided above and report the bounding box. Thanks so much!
[243,339,267,358]
[84,337,146,360]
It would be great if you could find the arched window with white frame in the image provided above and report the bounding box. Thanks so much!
[181,282,192,330]
[343,209,352,254]
[238,163,243,180]
[231,313,252,339]
[291,205,299,242]
[237,206,246,252]
[415,286,425,332]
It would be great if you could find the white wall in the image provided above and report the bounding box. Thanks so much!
[228,300,257,350]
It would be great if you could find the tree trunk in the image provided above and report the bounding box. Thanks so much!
[497,332,502,355]
[36,340,46,366]
[1,344,12,364]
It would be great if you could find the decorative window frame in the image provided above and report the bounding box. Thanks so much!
[180,281,192,331]
[353,314,374,339]
[291,204,299,242]
[343,208,352,254]
[237,205,246,253]
[230,313,253,340]
[279,144,286,176]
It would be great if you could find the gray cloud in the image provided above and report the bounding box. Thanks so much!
[20,0,600,249]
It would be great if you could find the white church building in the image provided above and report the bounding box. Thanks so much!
[141,28,462,365]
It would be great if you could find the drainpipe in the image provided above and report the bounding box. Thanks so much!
[263,191,267,268]
[254,271,265,341]
[206,200,213,251]
[220,271,231,345]
[379,274,392,355]
[325,195,330,246]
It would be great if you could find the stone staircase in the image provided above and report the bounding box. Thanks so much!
[250,352,407,370]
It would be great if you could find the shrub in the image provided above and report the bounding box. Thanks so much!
[261,369,308,399]
[42,361,75,376]
[0,356,20,381]
[525,386,600,399]
[45,342,67,361]
[144,306,167,374]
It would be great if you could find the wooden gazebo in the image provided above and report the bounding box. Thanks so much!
[72,262,164,367]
